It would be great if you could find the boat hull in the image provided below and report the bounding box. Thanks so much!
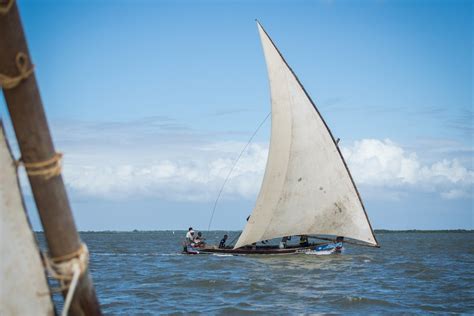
[192,242,341,255]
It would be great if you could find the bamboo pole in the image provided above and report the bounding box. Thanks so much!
[0,2,101,315]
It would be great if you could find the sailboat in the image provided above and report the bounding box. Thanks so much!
[194,21,379,255]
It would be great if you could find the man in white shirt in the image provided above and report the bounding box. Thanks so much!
[185,227,195,244]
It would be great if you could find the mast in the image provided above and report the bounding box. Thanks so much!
[0,2,101,315]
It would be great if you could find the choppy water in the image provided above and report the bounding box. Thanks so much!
[38,231,474,314]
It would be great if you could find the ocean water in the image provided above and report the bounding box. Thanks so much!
[37,231,474,314]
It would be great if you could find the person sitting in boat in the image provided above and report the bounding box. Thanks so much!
[279,236,291,249]
[194,231,205,247]
[335,236,344,252]
[219,234,228,248]
[299,235,309,247]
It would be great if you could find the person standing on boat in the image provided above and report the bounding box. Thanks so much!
[219,234,228,248]
[185,227,195,245]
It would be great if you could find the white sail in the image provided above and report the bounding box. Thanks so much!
[234,23,378,249]
[0,121,54,315]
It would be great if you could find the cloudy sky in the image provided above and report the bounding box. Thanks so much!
[1,0,472,231]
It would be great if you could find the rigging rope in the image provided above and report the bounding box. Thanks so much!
[228,232,242,247]
[0,0,14,15]
[41,243,89,316]
[0,52,35,90]
[16,152,63,180]
[207,112,271,231]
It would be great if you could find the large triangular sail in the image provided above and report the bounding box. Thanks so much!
[234,22,378,249]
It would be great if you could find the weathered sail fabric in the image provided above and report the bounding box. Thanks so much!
[0,122,54,315]
[234,23,378,249]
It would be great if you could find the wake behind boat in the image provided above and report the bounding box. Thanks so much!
[184,21,379,255]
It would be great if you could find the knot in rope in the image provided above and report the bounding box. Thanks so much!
[43,243,89,316]
[0,52,35,90]
[0,0,14,15]
[17,152,63,180]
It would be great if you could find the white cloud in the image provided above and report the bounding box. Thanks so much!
[342,139,474,199]
[19,120,470,202]
[341,139,420,185]
[62,142,268,202]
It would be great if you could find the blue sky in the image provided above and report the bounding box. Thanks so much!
[1,0,472,231]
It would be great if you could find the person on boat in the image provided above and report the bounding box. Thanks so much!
[194,231,205,247]
[335,236,344,252]
[279,236,291,249]
[185,227,195,245]
[299,235,309,247]
[219,234,228,248]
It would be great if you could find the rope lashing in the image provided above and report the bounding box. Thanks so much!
[17,152,63,180]
[0,52,35,89]
[0,0,14,15]
[42,243,90,316]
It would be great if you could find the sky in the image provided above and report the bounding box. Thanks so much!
[0,0,472,231]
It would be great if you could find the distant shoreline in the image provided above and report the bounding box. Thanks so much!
[34,229,474,233]
[374,229,473,233]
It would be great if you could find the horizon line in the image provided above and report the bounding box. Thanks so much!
[33,229,474,233]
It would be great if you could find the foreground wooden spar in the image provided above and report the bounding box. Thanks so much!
[0,1,101,315]
[0,121,54,315]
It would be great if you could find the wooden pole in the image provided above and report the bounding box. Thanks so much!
[0,2,101,315]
